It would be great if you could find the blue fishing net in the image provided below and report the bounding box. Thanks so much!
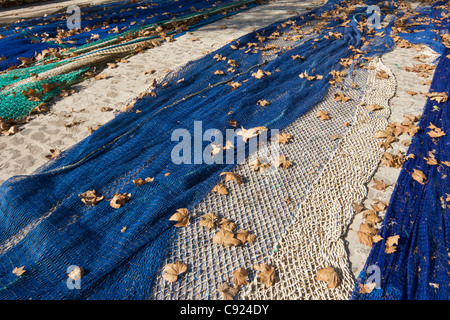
[352,2,450,299]
[0,0,255,71]
[0,0,448,300]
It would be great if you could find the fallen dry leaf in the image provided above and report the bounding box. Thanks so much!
[385,235,400,254]
[219,218,237,233]
[217,283,239,300]
[232,267,248,288]
[274,155,292,170]
[132,177,154,186]
[162,261,188,283]
[213,229,242,247]
[249,157,271,173]
[169,208,190,227]
[68,266,85,281]
[253,263,275,288]
[315,266,340,289]
[334,91,351,102]
[236,230,256,245]
[411,169,427,184]
[12,266,26,276]
[276,132,292,145]
[257,99,270,107]
[212,184,229,195]
[316,110,330,121]
[110,193,131,209]
[372,179,390,191]
[359,282,377,294]
[220,172,242,185]
[200,212,219,230]
[79,190,104,205]
[366,104,384,111]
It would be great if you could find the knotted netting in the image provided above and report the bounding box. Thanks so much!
[0,0,449,300]
[0,0,261,120]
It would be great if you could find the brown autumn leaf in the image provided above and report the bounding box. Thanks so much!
[228,119,238,127]
[427,92,448,103]
[372,179,390,191]
[79,190,104,206]
[110,193,131,208]
[359,282,377,294]
[363,210,381,225]
[220,172,242,185]
[217,282,239,300]
[200,212,219,230]
[232,267,248,288]
[212,184,229,195]
[236,230,256,245]
[385,235,400,254]
[406,90,417,96]
[219,218,237,233]
[252,69,265,79]
[299,71,316,81]
[132,177,154,186]
[236,126,267,142]
[316,110,330,121]
[68,266,85,281]
[168,207,190,226]
[372,235,383,243]
[411,169,427,184]
[376,70,390,79]
[274,155,292,170]
[213,229,242,247]
[329,134,340,141]
[12,266,26,276]
[334,91,351,102]
[228,59,238,67]
[257,99,270,107]
[427,123,446,138]
[162,261,188,283]
[253,263,275,288]
[366,104,384,111]
[249,157,271,173]
[352,202,364,214]
[45,148,61,160]
[358,222,378,247]
[315,266,340,289]
[276,132,292,145]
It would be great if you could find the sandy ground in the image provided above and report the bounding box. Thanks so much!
[0,0,440,296]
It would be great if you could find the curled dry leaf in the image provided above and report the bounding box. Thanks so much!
[219,218,237,233]
[316,110,330,121]
[411,169,427,184]
[110,193,131,209]
[162,261,188,283]
[236,230,256,245]
[79,190,104,206]
[427,123,446,138]
[200,212,219,230]
[232,267,248,288]
[217,283,239,300]
[366,104,384,111]
[427,92,448,103]
[132,177,154,186]
[68,266,85,281]
[371,179,390,191]
[213,229,242,247]
[334,91,351,102]
[359,281,377,294]
[276,132,292,145]
[220,172,242,185]
[274,155,292,170]
[236,126,267,142]
[170,208,190,227]
[357,222,378,247]
[248,157,271,173]
[12,266,26,276]
[212,184,229,195]
[257,99,270,107]
[385,235,400,254]
[253,263,275,288]
[315,266,340,289]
